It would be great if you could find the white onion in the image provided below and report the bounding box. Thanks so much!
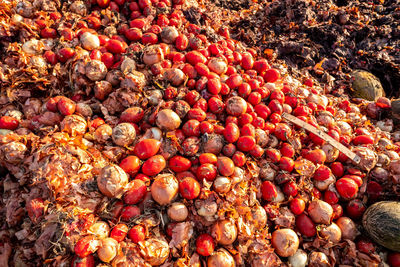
[213,176,231,194]
[288,249,308,267]
[80,32,100,51]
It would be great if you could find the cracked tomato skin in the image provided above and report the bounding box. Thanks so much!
[196,233,215,257]
[74,236,100,258]
[110,223,129,242]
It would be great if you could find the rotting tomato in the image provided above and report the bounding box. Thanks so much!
[110,224,129,242]
[123,179,147,205]
[236,136,256,152]
[196,233,215,257]
[74,236,100,258]
[142,155,166,176]
[119,156,141,176]
[196,163,217,181]
[133,139,161,160]
[169,155,192,173]
[296,214,316,237]
[290,198,305,215]
[179,176,200,200]
[216,157,235,176]
[128,225,146,243]
[261,181,278,202]
[336,178,359,199]
[0,116,19,130]
[120,205,141,221]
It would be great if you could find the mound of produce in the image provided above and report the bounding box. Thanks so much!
[0,0,400,266]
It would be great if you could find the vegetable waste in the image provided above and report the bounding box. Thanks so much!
[1,0,400,266]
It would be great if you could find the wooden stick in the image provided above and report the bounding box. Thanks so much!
[282,113,361,165]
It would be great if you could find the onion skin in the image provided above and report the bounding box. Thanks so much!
[139,238,170,266]
[308,200,333,225]
[308,252,329,267]
[167,202,188,222]
[156,109,181,131]
[151,174,179,205]
[207,248,235,267]
[97,165,129,198]
[336,217,359,241]
[271,228,299,257]
[97,238,118,263]
[320,222,342,243]
[211,220,237,245]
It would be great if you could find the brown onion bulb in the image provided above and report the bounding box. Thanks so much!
[160,26,179,43]
[97,238,118,263]
[167,202,188,222]
[139,238,169,266]
[156,109,181,131]
[151,174,179,205]
[213,176,231,194]
[320,222,342,243]
[97,165,129,198]
[164,68,186,86]
[308,200,333,224]
[308,252,329,267]
[336,217,359,240]
[112,123,136,146]
[143,45,164,66]
[80,32,100,51]
[208,58,228,75]
[271,228,299,257]
[207,248,235,267]
[211,220,237,245]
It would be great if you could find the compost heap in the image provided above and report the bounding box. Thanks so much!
[0,0,399,266]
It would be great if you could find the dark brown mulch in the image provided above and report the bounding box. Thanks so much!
[191,0,400,98]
